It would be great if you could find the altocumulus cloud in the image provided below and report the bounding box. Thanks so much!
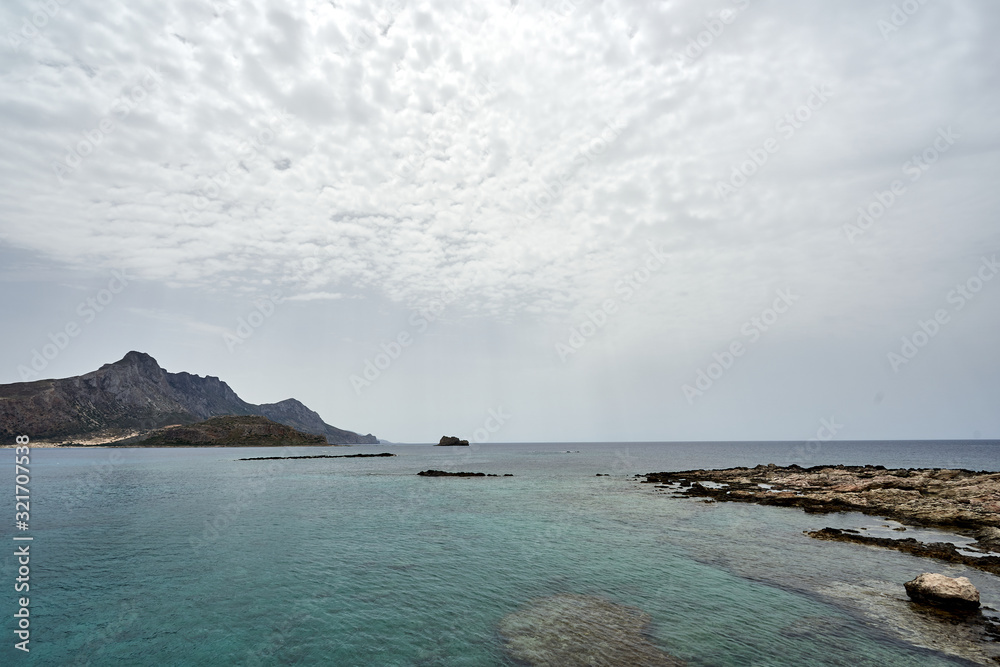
[1,0,999,440]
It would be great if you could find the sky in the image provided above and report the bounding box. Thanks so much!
[0,0,998,444]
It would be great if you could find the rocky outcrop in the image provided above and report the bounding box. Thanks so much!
[976,527,1000,551]
[128,416,326,447]
[643,464,1000,534]
[239,452,395,461]
[807,528,1000,576]
[437,435,469,446]
[417,470,512,477]
[0,351,376,444]
[904,573,981,612]
[498,594,686,666]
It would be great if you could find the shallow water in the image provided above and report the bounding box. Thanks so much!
[2,441,998,665]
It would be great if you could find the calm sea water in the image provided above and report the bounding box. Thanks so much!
[2,440,998,666]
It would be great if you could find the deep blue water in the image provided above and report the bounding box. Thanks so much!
[2,440,998,665]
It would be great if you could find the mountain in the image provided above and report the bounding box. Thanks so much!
[0,351,376,444]
[129,416,327,447]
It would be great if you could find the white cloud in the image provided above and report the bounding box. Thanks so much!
[1,0,999,439]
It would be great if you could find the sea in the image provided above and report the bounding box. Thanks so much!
[2,440,999,666]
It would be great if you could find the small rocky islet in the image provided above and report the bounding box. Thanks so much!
[436,435,470,446]
[417,469,512,477]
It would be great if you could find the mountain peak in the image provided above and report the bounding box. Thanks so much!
[120,350,158,365]
[0,353,377,444]
[100,351,164,378]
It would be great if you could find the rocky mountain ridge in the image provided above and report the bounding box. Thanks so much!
[0,351,376,444]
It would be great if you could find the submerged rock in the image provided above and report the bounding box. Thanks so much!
[823,579,1000,665]
[975,526,1000,552]
[904,573,980,612]
[807,527,1000,576]
[498,594,685,667]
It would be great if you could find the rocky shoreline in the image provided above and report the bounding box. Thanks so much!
[808,527,1000,576]
[642,464,1000,551]
[642,463,1000,663]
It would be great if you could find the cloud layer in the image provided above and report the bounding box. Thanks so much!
[2,0,998,441]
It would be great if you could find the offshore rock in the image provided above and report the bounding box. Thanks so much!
[417,470,509,477]
[498,594,686,667]
[437,435,470,446]
[904,573,981,612]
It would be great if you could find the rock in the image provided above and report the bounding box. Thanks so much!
[975,526,1000,552]
[904,573,980,612]
[437,435,470,446]
[418,470,485,477]
[239,452,395,461]
[807,528,1000,576]
[641,465,1000,535]
[498,594,686,666]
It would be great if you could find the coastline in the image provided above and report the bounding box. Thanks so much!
[642,464,1000,533]
[641,463,1000,577]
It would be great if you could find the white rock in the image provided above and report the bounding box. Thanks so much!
[904,573,980,611]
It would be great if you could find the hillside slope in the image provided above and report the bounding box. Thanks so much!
[0,351,376,444]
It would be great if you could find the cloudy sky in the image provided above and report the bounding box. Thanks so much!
[1,0,998,443]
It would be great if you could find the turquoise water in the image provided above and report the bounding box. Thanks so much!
[3,441,999,665]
